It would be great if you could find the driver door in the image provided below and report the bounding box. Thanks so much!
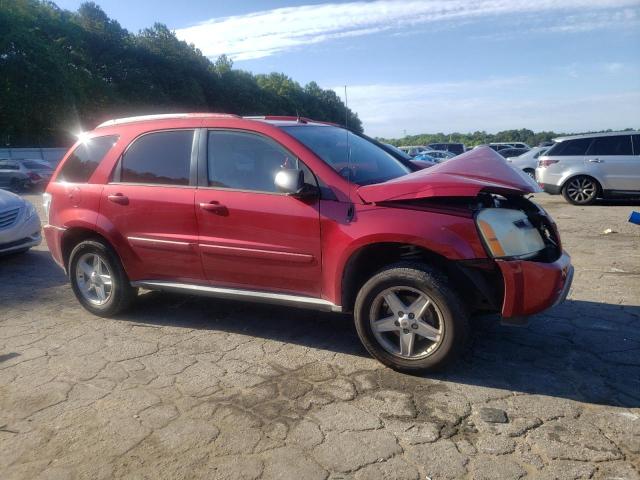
[195,130,322,297]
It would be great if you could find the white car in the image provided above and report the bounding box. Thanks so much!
[0,189,42,255]
[536,131,640,205]
[506,147,550,178]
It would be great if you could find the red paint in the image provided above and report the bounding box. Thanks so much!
[45,115,571,320]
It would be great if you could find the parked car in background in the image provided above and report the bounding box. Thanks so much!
[490,142,531,150]
[425,150,456,162]
[537,131,640,205]
[505,147,550,178]
[498,148,530,159]
[0,189,41,255]
[384,144,437,169]
[398,145,431,157]
[43,113,572,372]
[427,143,465,155]
[0,158,54,191]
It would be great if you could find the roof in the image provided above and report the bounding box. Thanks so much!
[554,130,640,142]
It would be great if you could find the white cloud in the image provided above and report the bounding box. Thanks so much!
[333,80,640,137]
[175,0,640,61]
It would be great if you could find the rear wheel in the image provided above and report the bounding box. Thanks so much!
[354,262,468,372]
[562,176,599,205]
[524,168,535,180]
[68,239,137,316]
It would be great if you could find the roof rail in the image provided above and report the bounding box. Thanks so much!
[243,115,341,127]
[96,113,239,128]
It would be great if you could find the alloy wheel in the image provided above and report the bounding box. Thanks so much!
[75,252,113,305]
[369,286,444,359]
[566,177,597,204]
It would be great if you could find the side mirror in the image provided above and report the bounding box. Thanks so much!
[274,168,318,200]
[275,168,304,194]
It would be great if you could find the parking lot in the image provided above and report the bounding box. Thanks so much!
[1,192,639,479]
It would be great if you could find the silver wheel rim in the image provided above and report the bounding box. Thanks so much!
[75,252,113,306]
[369,286,444,359]
[566,177,596,203]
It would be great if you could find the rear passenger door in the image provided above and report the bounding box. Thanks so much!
[195,129,322,297]
[586,134,638,192]
[101,130,203,282]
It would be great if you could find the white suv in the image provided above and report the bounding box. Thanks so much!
[536,131,640,205]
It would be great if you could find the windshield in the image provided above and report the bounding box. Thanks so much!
[281,125,411,185]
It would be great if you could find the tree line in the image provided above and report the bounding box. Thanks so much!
[0,0,362,147]
[378,128,638,148]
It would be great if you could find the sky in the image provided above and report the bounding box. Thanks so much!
[55,0,640,138]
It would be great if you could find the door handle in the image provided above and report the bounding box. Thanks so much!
[107,193,129,205]
[199,201,228,215]
[588,158,604,163]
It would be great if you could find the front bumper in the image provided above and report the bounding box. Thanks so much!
[497,251,573,319]
[0,211,42,254]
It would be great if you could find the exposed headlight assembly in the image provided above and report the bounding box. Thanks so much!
[476,208,545,259]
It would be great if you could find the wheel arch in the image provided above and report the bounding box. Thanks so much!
[61,227,115,272]
[339,242,498,314]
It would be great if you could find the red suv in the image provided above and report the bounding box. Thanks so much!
[43,113,573,372]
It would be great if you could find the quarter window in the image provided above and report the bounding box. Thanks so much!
[207,131,315,193]
[120,130,193,186]
[57,135,118,183]
[588,135,633,156]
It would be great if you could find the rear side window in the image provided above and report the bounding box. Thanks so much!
[120,130,193,186]
[588,135,632,156]
[57,135,118,183]
[546,138,592,156]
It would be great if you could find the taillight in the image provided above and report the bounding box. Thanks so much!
[28,172,41,180]
[538,159,559,168]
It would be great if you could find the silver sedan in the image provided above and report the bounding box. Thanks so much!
[0,189,42,255]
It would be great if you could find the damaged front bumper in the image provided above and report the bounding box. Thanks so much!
[497,251,573,325]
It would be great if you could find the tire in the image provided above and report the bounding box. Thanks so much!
[524,168,535,180]
[562,175,599,205]
[68,239,137,317]
[354,262,469,372]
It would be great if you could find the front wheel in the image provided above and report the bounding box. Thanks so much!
[354,262,469,372]
[562,176,599,205]
[68,239,137,317]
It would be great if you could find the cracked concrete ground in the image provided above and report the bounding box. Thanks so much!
[1,192,639,479]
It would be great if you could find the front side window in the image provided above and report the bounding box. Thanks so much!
[57,135,118,183]
[587,135,632,156]
[281,125,411,185]
[120,130,193,186]
[207,131,315,193]
[546,138,592,156]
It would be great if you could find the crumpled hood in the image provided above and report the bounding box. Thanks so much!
[0,189,24,211]
[358,146,541,203]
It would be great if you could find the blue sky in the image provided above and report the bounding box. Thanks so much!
[55,0,640,137]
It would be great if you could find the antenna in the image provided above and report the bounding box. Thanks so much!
[344,85,353,206]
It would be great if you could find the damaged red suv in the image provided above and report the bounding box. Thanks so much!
[43,114,573,372]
